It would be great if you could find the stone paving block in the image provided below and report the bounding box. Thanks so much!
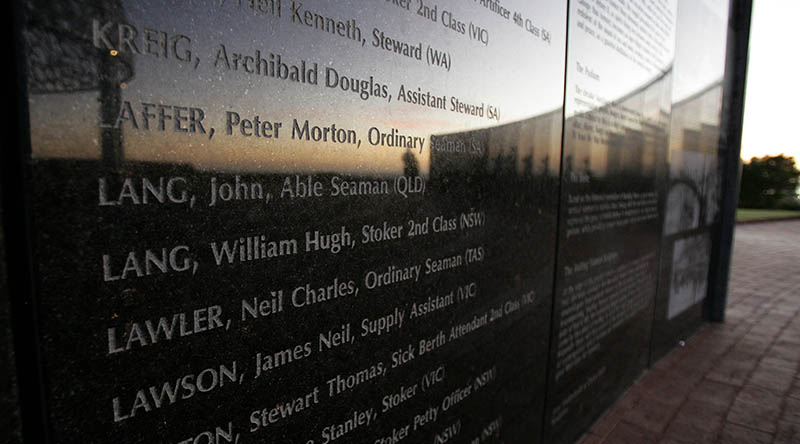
[637,372,694,408]
[603,421,657,444]
[589,410,622,439]
[718,330,750,347]
[789,383,800,400]
[576,432,603,444]
[770,339,800,361]
[732,336,770,353]
[751,324,784,339]
[782,396,800,425]
[725,306,751,319]
[612,388,642,411]
[771,316,800,329]
[706,358,758,387]
[697,323,737,339]
[663,419,718,443]
[732,338,773,357]
[757,313,791,326]
[651,348,687,372]
[658,438,690,444]
[697,334,737,355]
[779,329,800,344]
[687,346,722,368]
[718,422,772,444]
[736,383,783,406]
[760,355,797,371]
[774,420,800,444]
[662,399,725,443]
[620,398,677,435]
[678,398,728,424]
[765,313,794,324]
[669,364,707,388]
[726,397,780,434]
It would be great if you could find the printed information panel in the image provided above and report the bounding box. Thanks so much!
[22,0,566,442]
[0,212,21,442]
[652,0,730,361]
[545,1,677,442]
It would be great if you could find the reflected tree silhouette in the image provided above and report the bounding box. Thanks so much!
[24,0,131,169]
[402,150,419,177]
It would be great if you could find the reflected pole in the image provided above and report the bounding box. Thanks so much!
[707,0,752,322]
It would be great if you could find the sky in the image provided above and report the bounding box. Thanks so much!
[740,1,800,162]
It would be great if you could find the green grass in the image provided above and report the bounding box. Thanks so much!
[737,208,800,221]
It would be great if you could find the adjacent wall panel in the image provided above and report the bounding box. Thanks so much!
[545,1,677,442]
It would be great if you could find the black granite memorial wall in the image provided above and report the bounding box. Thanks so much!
[3,0,747,443]
[650,0,731,363]
[14,0,569,442]
[545,2,676,441]
[0,194,22,443]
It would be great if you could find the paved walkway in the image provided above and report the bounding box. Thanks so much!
[580,220,800,443]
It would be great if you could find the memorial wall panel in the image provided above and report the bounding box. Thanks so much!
[0,198,22,442]
[4,0,751,442]
[545,1,677,442]
[651,0,730,362]
[20,0,566,442]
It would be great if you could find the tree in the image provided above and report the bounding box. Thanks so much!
[738,154,800,208]
[402,150,419,176]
